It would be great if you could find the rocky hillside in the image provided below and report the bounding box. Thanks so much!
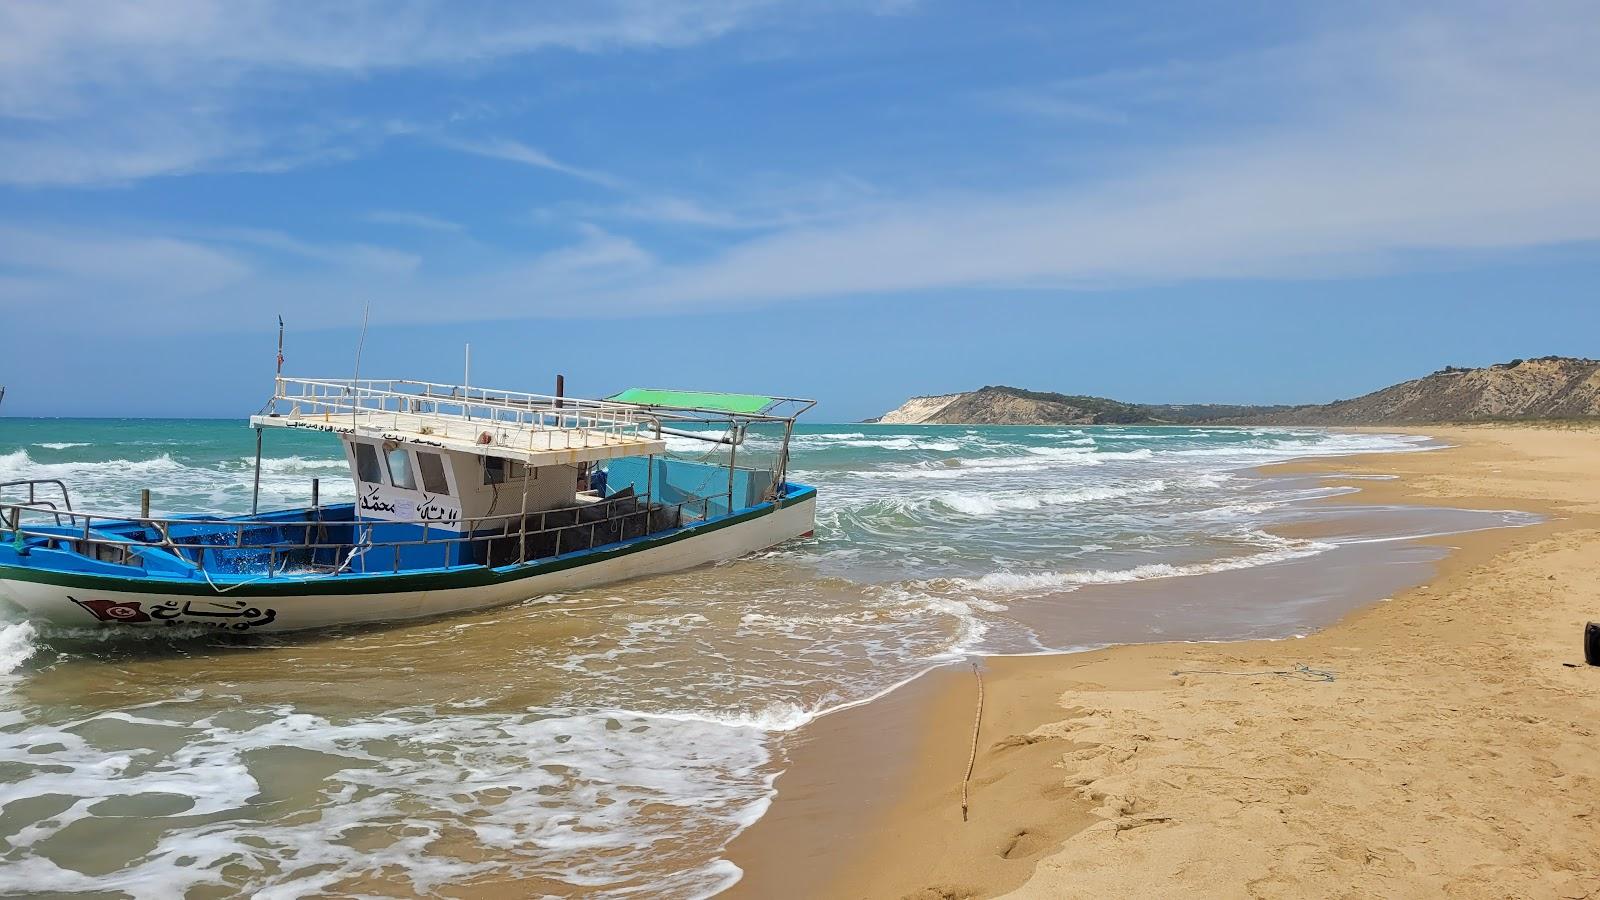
[871,387,1147,425]
[871,386,1276,425]
[1238,356,1600,425]
[872,357,1600,425]
[874,393,965,424]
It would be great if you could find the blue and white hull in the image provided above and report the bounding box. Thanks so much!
[0,490,816,634]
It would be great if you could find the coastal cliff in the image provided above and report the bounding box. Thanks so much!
[1239,356,1600,425]
[874,357,1600,425]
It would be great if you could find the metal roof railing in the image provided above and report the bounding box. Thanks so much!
[256,377,665,458]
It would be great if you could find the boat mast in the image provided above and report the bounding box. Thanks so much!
[251,316,284,516]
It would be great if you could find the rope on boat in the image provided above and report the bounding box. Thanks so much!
[200,554,292,594]
[961,659,984,823]
[199,526,370,593]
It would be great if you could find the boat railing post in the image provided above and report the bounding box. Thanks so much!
[776,418,795,497]
[726,421,737,515]
[517,465,531,564]
[250,426,264,516]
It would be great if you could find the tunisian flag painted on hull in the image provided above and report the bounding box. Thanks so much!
[70,597,152,623]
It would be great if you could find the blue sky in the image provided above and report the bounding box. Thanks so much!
[1,0,1598,421]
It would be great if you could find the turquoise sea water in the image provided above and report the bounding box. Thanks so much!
[0,419,1535,896]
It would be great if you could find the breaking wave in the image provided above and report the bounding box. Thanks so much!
[932,533,1337,595]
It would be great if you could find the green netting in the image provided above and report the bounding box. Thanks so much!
[608,388,776,415]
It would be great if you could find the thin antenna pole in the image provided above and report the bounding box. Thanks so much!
[464,343,471,391]
[349,301,372,549]
[252,316,282,516]
[352,300,371,433]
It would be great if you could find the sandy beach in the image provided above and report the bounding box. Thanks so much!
[729,425,1600,899]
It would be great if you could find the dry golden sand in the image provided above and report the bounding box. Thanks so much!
[730,425,1600,899]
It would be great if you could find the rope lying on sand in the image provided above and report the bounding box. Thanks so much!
[1171,663,1337,683]
[962,660,984,822]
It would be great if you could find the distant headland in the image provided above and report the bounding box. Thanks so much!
[869,356,1600,426]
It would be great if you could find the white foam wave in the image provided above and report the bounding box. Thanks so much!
[662,432,730,452]
[0,448,354,515]
[640,701,817,732]
[0,620,37,676]
[34,442,90,450]
[932,480,1167,515]
[241,455,349,474]
[0,450,187,480]
[938,535,1336,595]
[0,702,773,898]
[838,437,961,451]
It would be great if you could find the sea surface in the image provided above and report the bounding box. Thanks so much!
[0,419,1536,897]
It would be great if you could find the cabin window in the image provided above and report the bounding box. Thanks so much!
[386,447,418,490]
[418,452,450,495]
[354,443,383,483]
[483,457,527,485]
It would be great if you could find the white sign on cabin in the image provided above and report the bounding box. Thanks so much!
[344,438,465,532]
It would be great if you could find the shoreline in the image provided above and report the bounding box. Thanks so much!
[726,424,1600,898]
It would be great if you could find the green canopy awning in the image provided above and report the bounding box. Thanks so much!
[608,388,778,415]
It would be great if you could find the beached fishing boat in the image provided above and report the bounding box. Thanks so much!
[0,377,816,633]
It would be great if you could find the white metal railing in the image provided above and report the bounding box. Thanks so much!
[0,487,725,577]
[261,377,661,453]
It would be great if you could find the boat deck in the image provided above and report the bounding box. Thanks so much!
[1,488,722,584]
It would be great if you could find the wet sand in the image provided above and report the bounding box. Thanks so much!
[726,425,1600,899]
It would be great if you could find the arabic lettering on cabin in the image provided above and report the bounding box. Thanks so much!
[282,421,354,435]
[416,494,460,525]
[381,432,445,448]
[359,485,396,514]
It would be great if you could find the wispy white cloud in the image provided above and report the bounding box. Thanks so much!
[0,0,787,186]
[362,210,465,233]
[195,227,422,277]
[620,2,1600,304]
[4,3,1598,334]
[533,176,883,231]
[0,225,252,303]
[433,137,625,189]
[0,1,778,116]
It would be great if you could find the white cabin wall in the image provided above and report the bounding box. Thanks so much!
[338,437,582,528]
[342,437,465,530]
[447,452,580,521]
